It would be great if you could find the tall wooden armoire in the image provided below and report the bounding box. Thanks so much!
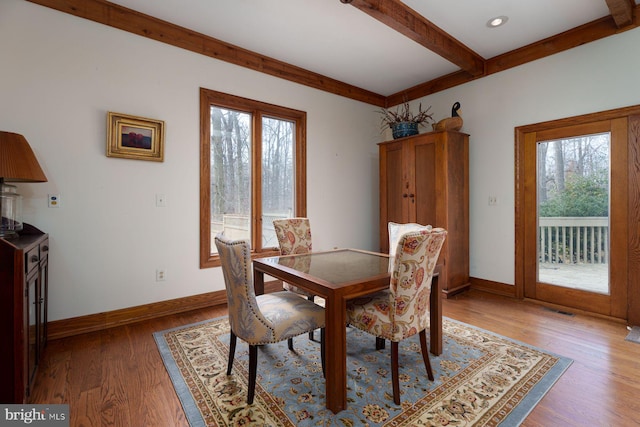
[379,130,470,297]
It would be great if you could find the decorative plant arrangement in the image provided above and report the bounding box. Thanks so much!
[379,101,434,139]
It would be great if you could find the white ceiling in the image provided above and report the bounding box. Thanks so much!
[108,0,635,97]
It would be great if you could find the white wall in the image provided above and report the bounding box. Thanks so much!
[0,1,380,321]
[417,27,640,285]
[3,1,640,322]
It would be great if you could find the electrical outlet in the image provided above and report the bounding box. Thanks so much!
[48,194,61,208]
[156,269,166,281]
[488,196,498,206]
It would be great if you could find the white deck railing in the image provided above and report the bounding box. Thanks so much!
[539,217,608,264]
[211,212,293,250]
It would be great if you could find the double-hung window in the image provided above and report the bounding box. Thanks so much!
[199,88,306,267]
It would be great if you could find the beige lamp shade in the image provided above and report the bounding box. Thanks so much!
[0,131,47,182]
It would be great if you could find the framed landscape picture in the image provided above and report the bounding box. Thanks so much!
[107,112,165,161]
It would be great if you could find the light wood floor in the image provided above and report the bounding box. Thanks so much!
[31,290,640,426]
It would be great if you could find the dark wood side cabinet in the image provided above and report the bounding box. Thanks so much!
[0,224,49,403]
[379,130,470,297]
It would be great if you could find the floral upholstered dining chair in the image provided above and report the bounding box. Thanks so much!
[387,222,432,272]
[273,218,312,256]
[215,234,325,404]
[373,222,434,350]
[273,218,318,340]
[346,227,447,405]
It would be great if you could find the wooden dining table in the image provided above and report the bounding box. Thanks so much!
[252,248,442,414]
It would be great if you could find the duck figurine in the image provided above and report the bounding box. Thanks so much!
[435,102,463,131]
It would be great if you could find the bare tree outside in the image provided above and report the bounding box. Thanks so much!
[538,133,609,217]
[261,117,294,247]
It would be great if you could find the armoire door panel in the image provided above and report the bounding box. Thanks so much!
[414,142,436,226]
[385,145,405,224]
[379,142,405,252]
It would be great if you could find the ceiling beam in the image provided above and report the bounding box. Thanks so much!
[26,0,387,107]
[346,0,485,77]
[485,13,636,75]
[386,70,480,107]
[387,5,640,104]
[605,0,635,28]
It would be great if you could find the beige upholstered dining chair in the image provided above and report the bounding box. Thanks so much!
[346,227,447,405]
[273,218,318,340]
[215,234,325,405]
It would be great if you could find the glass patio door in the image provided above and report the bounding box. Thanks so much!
[519,118,628,318]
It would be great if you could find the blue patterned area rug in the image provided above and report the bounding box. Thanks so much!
[153,317,571,426]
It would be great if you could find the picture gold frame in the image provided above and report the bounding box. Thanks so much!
[107,112,165,162]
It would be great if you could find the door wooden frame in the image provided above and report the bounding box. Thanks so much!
[515,105,640,323]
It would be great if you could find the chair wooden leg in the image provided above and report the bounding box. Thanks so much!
[320,328,326,377]
[391,341,400,404]
[288,338,294,351]
[419,330,434,381]
[376,337,386,350]
[227,331,237,375]
[308,295,315,341]
[247,345,258,404]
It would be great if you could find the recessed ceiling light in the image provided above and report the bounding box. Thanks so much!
[487,16,509,28]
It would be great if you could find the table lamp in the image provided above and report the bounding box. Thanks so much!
[0,131,48,238]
